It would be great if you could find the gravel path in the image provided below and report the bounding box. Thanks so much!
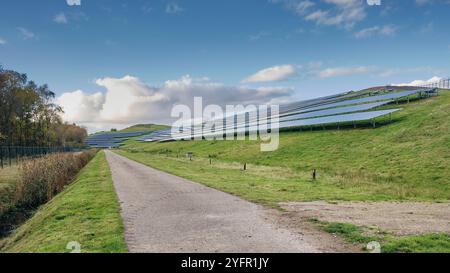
[105,150,321,253]
[281,201,450,236]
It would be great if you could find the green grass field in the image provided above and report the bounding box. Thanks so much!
[117,91,450,206]
[0,151,127,253]
[120,123,169,132]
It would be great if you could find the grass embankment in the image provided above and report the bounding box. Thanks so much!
[312,220,450,253]
[120,123,169,133]
[0,151,126,253]
[118,91,450,205]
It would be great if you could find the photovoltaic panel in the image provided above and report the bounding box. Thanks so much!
[280,91,367,113]
[278,109,400,128]
[171,90,412,136]
[121,88,435,143]
[279,101,391,123]
[291,90,418,114]
[180,100,391,136]
[165,88,434,141]
[171,109,400,141]
[282,88,435,114]
[85,131,147,147]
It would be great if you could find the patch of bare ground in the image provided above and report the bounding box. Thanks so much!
[280,201,450,236]
[266,209,363,253]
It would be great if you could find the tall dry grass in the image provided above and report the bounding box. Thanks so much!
[15,150,97,208]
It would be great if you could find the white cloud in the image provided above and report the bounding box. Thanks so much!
[166,3,183,14]
[0,38,6,45]
[293,0,316,14]
[272,0,367,29]
[242,65,296,83]
[393,76,443,87]
[54,12,68,24]
[57,75,294,132]
[17,27,35,40]
[354,25,397,38]
[58,90,105,123]
[318,66,373,78]
[66,0,81,6]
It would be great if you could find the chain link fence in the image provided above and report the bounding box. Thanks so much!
[0,146,75,168]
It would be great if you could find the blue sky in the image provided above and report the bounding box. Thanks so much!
[1,0,449,130]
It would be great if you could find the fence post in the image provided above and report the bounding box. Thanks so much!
[8,146,11,166]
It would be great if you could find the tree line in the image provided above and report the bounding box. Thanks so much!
[0,67,87,147]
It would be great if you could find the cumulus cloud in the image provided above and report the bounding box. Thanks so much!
[57,75,294,132]
[393,76,443,87]
[58,90,105,123]
[242,65,296,83]
[66,0,81,6]
[54,12,68,24]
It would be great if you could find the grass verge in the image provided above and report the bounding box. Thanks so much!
[312,220,450,253]
[0,151,126,253]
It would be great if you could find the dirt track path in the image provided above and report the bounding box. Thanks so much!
[105,150,324,253]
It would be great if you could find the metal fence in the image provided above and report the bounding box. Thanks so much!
[416,78,450,89]
[0,146,75,168]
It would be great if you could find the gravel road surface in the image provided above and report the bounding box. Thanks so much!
[105,150,321,253]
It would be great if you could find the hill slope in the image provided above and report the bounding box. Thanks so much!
[120,124,169,133]
[118,90,450,205]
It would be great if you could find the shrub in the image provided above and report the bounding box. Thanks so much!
[15,150,97,208]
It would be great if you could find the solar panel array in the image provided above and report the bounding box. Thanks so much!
[134,88,438,143]
[85,131,147,148]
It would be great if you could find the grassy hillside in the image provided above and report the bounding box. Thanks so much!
[120,123,169,133]
[118,90,450,205]
[0,151,127,253]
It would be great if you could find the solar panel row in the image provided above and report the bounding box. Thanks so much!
[168,109,401,141]
[135,88,437,142]
[85,131,148,148]
[173,89,429,135]
[168,100,392,139]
